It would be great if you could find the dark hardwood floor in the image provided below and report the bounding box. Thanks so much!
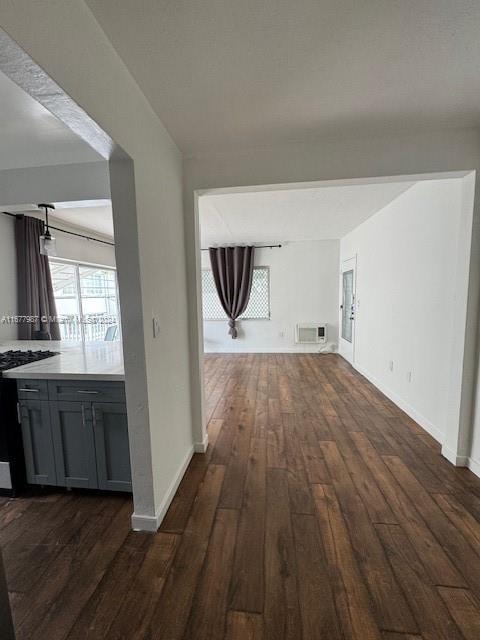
[2,353,480,639]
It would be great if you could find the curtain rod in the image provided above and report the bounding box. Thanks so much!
[1,210,115,247]
[201,244,282,251]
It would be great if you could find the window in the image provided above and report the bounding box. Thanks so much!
[49,259,121,341]
[202,266,270,320]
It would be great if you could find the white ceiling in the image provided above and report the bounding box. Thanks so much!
[0,70,101,171]
[50,205,114,239]
[86,0,480,154]
[200,181,415,245]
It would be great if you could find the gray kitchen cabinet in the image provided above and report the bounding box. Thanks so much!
[18,380,131,492]
[48,380,126,403]
[92,403,132,492]
[17,379,49,400]
[19,399,57,485]
[50,401,98,489]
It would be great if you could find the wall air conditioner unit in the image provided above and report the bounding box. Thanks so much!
[295,323,327,344]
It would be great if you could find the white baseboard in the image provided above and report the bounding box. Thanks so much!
[441,445,469,466]
[131,444,194,532]
[352,362,444,444]
[441,448,480,477]
[130,512,160,532]
[0,462,12,490]
[204,346,336,354]
[194,432,209,453]
[467,455,480,476]
[350,361,480,480]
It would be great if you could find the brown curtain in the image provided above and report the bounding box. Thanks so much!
[15,215,61,340]
[209,246,255,339]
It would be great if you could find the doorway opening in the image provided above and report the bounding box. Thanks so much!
[0,26,157,633]
[194,171,476,467]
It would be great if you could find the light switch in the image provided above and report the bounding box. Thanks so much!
[153,317,161,338]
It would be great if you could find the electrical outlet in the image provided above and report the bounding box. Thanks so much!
[389,360,394,372]
[407,371,412,383]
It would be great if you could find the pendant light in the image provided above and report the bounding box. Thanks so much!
[38,203,58,256]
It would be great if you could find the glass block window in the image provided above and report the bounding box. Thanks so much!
[202,267,270,320]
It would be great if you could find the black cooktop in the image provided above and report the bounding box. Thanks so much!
[0,350,58,373]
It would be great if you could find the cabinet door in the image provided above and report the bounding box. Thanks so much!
[92,403,132,492]
[19,400,56,485]
[50,401,98,489]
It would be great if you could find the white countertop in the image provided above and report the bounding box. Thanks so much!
[0,341,125,381]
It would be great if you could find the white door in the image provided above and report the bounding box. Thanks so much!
[339,256,356,364]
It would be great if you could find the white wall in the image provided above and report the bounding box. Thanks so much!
[0,161,110,206]
[202,241,339,352]
[340,178,466,442]
[53,231,115,267]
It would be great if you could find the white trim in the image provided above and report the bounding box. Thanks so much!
[130,513,160,533]
[195,171,471,198]
[440,447,480,478]
[352,361,444,444]
[204,345,337,354]
[466,455,480,477]
[441,445,469,466]
[131,445,194,532]
[443,171,477,466]
[194,433,209,453]
[0,462,12,490]
[49,255,115,271]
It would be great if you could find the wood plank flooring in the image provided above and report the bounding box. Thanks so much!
[3,353,480,639]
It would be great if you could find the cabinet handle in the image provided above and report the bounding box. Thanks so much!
[18,388,39,393]
[76,390,100,395]
[16,402,21,424]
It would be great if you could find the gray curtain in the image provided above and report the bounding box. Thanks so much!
[209,246,255,339]
[15,215,60,340]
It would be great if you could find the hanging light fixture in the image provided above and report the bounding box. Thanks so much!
[38,203,58,256]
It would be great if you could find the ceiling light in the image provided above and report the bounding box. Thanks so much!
[38,203,58,257]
